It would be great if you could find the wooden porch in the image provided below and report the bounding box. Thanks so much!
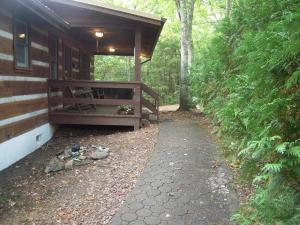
[40,0,165,130]
[48,79,159,130]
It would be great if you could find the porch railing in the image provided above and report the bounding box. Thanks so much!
[141,83,160,121]
[48,79,142,117]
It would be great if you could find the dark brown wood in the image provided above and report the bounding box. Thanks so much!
[49,97,139,107]
[31,66,50,77]
[48,79,140,89]
[141,83,160,121]
[0,37,13,55]
[47,79,143,128]
[0,81,47,98]
[31,28,49,46]
[31,47,49,62]
[49,113,139,127]
[0,61,14,75]
[141,97,158,114]
[0,98,48,120]
[135,29,142,82]
[45,0,162,26]
[141,83,160,99]
[0,113,48,143]
[0,11,12,32]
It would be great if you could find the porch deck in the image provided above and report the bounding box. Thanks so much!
[48,80,159,130]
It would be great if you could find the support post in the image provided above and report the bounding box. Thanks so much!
[135,29,142,82]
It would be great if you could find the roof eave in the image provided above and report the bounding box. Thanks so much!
[45,0,164,27]
[17,0,70,31]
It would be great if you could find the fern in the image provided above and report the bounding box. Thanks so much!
[190,0,300,223]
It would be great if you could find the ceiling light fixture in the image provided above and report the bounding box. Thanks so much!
[18,33,25,39]
[95,32,104,38]
[109,47,116,53]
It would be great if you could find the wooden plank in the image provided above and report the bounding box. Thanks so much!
[32,66,50,78]
[0,60,14,74]
[31,47,49,63]
[31,29,49,46]
[50,112,140,118]
[0,113,48,143]
[0,98,48,120]
[49,97,138,107]
[141,83,160,99]
[135,29,142,81]
[49,113,140,127]
[0,13,12,33]
[0,81,47,98]
[141,97,158,114]
[0,37,13,55]
[48,80,140,89]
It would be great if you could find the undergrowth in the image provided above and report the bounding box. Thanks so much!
[191,0,300,224]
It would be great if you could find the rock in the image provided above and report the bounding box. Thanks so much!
[78,155,87,160]
[45,157,65,173]
[57,154,65,160]
[71,144,80,152]
[73,158,93,166]
[88,149,109,160]
[64,148,72,158]
[65,159,74,170]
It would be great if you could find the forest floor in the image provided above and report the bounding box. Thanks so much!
[0,110,241,225]
[159,104,179,112]
[0,124,158,225]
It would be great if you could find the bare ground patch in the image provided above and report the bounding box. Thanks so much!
[0,124,158,225]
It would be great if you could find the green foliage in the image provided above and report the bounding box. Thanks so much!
[95,0,221,105]
[95,0,181,105]
[191,0,300,224]
[233,186,300,225]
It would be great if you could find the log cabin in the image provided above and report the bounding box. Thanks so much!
[0,0,165,171]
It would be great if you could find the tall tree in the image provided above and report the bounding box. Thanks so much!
[175,0,195,111]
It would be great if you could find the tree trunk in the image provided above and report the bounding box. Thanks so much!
[176,0,195,111]
[226,0,231,18]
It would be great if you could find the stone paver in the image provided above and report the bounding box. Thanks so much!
[110,118,238,225]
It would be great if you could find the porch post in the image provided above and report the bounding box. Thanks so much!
[134,29,142,129]
[134,29,142,81]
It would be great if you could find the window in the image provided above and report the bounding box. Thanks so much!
[49,35,58,79]
[64,46,71,79]
[14,19,30,69]
[80,52,90,80]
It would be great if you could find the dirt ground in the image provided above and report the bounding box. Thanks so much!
[0,124,158,225]
[0,109,249,225]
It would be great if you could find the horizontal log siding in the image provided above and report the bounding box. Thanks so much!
[0,81,47,98]
[31,47,49,63]
[0,8,50,144]
[31,28,48,47]
[0,12,12,33]
[0,37,12,54]
[0,113,48,143]
[0,98,48,120]
[0,5,92,144]
[0,61,14,74]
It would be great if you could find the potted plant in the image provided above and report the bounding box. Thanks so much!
[118,105,135,115]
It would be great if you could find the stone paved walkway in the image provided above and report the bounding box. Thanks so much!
[110,116,238,225]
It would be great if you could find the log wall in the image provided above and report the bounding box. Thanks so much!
[0,3,93,147]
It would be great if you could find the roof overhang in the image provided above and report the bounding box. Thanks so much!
[24,0,166,58]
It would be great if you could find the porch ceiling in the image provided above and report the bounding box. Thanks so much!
[41,0,166,58]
